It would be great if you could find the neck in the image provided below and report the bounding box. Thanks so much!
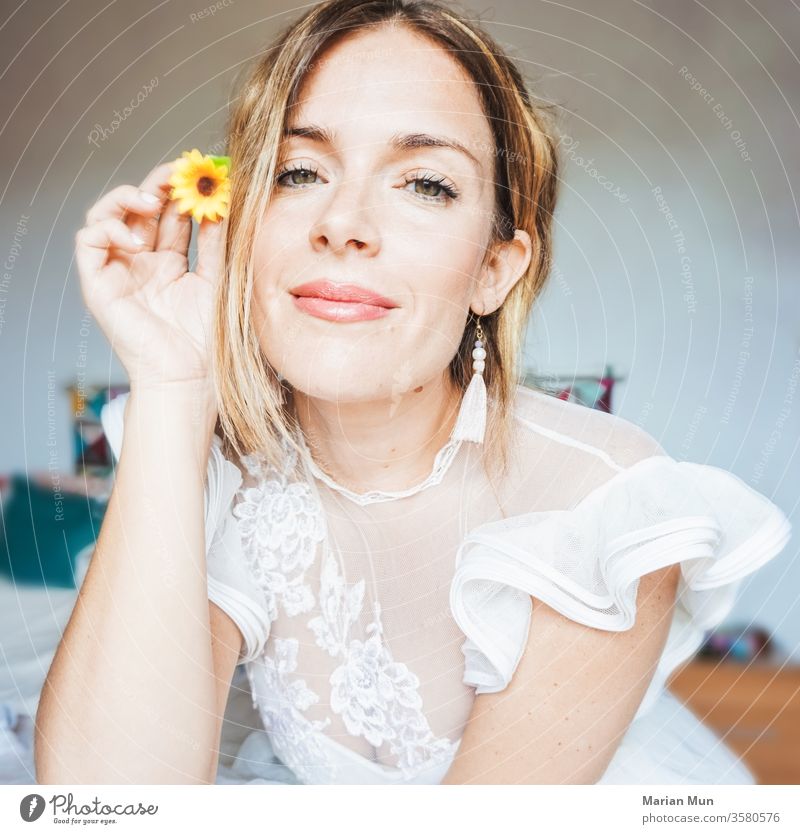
[290,376,463,494]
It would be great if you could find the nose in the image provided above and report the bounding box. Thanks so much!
[308,174,380,256]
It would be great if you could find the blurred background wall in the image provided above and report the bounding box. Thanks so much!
[0,0,797,656]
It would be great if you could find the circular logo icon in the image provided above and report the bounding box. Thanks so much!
[19,794,46,822]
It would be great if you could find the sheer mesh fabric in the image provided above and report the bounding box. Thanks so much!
[99,383,792,784]
[224,385,665,777]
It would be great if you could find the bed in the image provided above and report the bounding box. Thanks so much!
[0,559,291,785]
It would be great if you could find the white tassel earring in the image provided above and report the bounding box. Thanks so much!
[452,316,488,444]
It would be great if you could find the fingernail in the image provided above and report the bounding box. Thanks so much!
[131,232,145,246]
[139,191,160,204]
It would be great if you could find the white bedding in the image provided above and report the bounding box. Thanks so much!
[0,574,79,783]
[0,556,278,785]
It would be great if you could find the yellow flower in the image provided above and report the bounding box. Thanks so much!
[168,148,231,223]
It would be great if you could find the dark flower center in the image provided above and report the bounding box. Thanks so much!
[196,176,215,196]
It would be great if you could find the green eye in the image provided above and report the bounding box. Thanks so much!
[277,165,320,187]
[416,179,443,197]
[405,174,459,201]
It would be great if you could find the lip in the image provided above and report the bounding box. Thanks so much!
[289,280,399,323]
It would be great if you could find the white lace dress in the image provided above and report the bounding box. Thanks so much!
[100,384,792,785]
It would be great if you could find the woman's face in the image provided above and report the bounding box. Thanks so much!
[251,24,516,404]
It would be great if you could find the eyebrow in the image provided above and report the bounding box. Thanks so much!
[283,124,483,173]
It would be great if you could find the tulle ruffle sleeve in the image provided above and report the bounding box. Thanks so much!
[449,454,792,720]
[100,392,271,664]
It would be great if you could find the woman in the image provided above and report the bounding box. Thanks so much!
[36,0,791,785]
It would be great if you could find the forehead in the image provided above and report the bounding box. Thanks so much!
[289,25,495,152]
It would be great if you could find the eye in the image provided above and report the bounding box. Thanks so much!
[276,162,322,188]
[403,171,460,203]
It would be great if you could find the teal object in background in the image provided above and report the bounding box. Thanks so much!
[0,474,106,588]
[523,364,619,413]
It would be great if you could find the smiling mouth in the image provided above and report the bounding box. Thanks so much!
[289,280,400,323]
[291,294,395,322]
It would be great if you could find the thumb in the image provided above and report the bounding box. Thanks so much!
[196,215,227,281]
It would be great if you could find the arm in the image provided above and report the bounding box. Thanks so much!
[35,387,229,784]
[442,562,681,784]
[207,601,245,783]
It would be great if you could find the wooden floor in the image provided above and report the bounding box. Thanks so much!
[668,658,800,785]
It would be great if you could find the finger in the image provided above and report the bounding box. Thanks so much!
[195,216,227,281]
[154,195,191,254]
[75,218,146,283]
[85,184,163,226]
[127,161,178,250]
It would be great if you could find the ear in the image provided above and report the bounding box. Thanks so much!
[470,228,534,316]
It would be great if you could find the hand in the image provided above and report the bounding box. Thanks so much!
[75,161,226,402]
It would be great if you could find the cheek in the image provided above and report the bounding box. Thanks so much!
[252,220,285,301]
[415,271,473,333]
[413,234,484,318]
[250,218,295,336]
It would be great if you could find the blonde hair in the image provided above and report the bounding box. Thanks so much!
[214,0,561,480]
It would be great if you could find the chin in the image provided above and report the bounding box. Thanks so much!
[279,362,393,405]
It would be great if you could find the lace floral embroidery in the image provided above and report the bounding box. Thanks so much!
[246,638,337,783]
[308,552,459,776]
[237,437,457,779]
[234,443,324,621]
